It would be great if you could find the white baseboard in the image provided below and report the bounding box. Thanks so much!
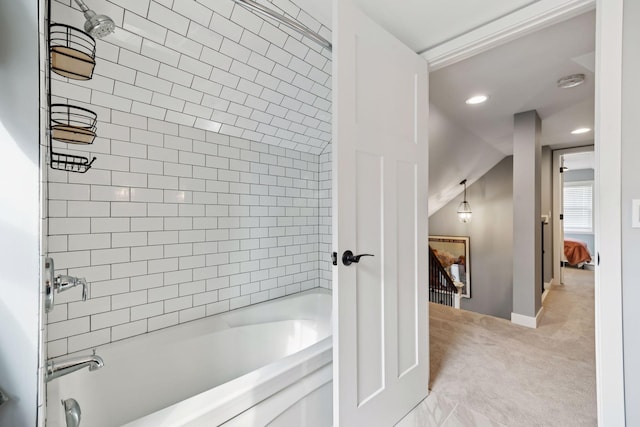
[511,307,545,328]
[541,287,550,303]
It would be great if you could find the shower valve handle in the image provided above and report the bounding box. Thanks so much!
[342,250,374,266]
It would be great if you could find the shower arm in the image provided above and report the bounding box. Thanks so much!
[232,0,332,51]
[72,0,90,14]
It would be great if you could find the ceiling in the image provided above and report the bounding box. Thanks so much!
[231,2,594,213]
[428,10,595,213]
[229,0,595,157]
[294,0,543,52]
[356,0,546,52]
[288,2,596,214]
[430,10,596,155]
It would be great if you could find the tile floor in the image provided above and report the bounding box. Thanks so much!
[397,391,505,427]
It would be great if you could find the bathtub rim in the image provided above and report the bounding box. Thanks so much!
[122,336,332,427]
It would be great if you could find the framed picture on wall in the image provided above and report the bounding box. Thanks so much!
[429,235,471,298]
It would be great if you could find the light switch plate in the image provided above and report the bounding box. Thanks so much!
[633,200,640,228]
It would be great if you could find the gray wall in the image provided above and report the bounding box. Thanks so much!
[564,168,595,255]
[0,0,41,425]
[430,157,513,320]
[622,0,640,422]
[428,104,505,214]
[512,111,542,319]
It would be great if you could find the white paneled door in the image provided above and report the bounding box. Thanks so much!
[332,0,430,425]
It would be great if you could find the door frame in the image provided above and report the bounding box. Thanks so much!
[420,0,625,424]
[552,145,595,286]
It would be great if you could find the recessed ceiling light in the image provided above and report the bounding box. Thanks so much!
[571,127,591,135]
[557,74,586,89]
[465,95,488,105]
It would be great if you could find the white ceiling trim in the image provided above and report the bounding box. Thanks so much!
[421,0,595,71]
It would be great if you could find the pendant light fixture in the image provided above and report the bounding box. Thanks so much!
[457,179,472,223]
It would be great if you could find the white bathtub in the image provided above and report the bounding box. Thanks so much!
[46,289,333,427]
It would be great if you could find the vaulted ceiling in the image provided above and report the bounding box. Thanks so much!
[430,11,595,155]
[428,10,595,213]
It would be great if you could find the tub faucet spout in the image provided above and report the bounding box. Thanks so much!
[46,352,104,382]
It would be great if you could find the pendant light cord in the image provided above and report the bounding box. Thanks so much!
[461,179,468,202]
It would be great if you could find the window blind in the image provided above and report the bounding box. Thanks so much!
[563,182,593,232]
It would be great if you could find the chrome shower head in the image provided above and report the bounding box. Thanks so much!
[73,0,115,39]
[83,10,116,39]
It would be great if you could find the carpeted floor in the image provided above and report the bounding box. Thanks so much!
[427,268,596,427]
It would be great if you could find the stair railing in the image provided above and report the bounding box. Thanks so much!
[429,246,459,307]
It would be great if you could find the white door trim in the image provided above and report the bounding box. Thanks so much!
[421,1,626,424]
[593,0,625,424]
[420,0,595,71]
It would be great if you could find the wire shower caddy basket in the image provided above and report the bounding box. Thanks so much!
[49,23,96,80]
[48,22,99,173]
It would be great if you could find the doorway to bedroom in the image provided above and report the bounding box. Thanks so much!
[553,147,596,286]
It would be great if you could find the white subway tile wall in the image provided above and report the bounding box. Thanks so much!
[51,0,332,155]
[47,0,333,357]
[47,127,323,356]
